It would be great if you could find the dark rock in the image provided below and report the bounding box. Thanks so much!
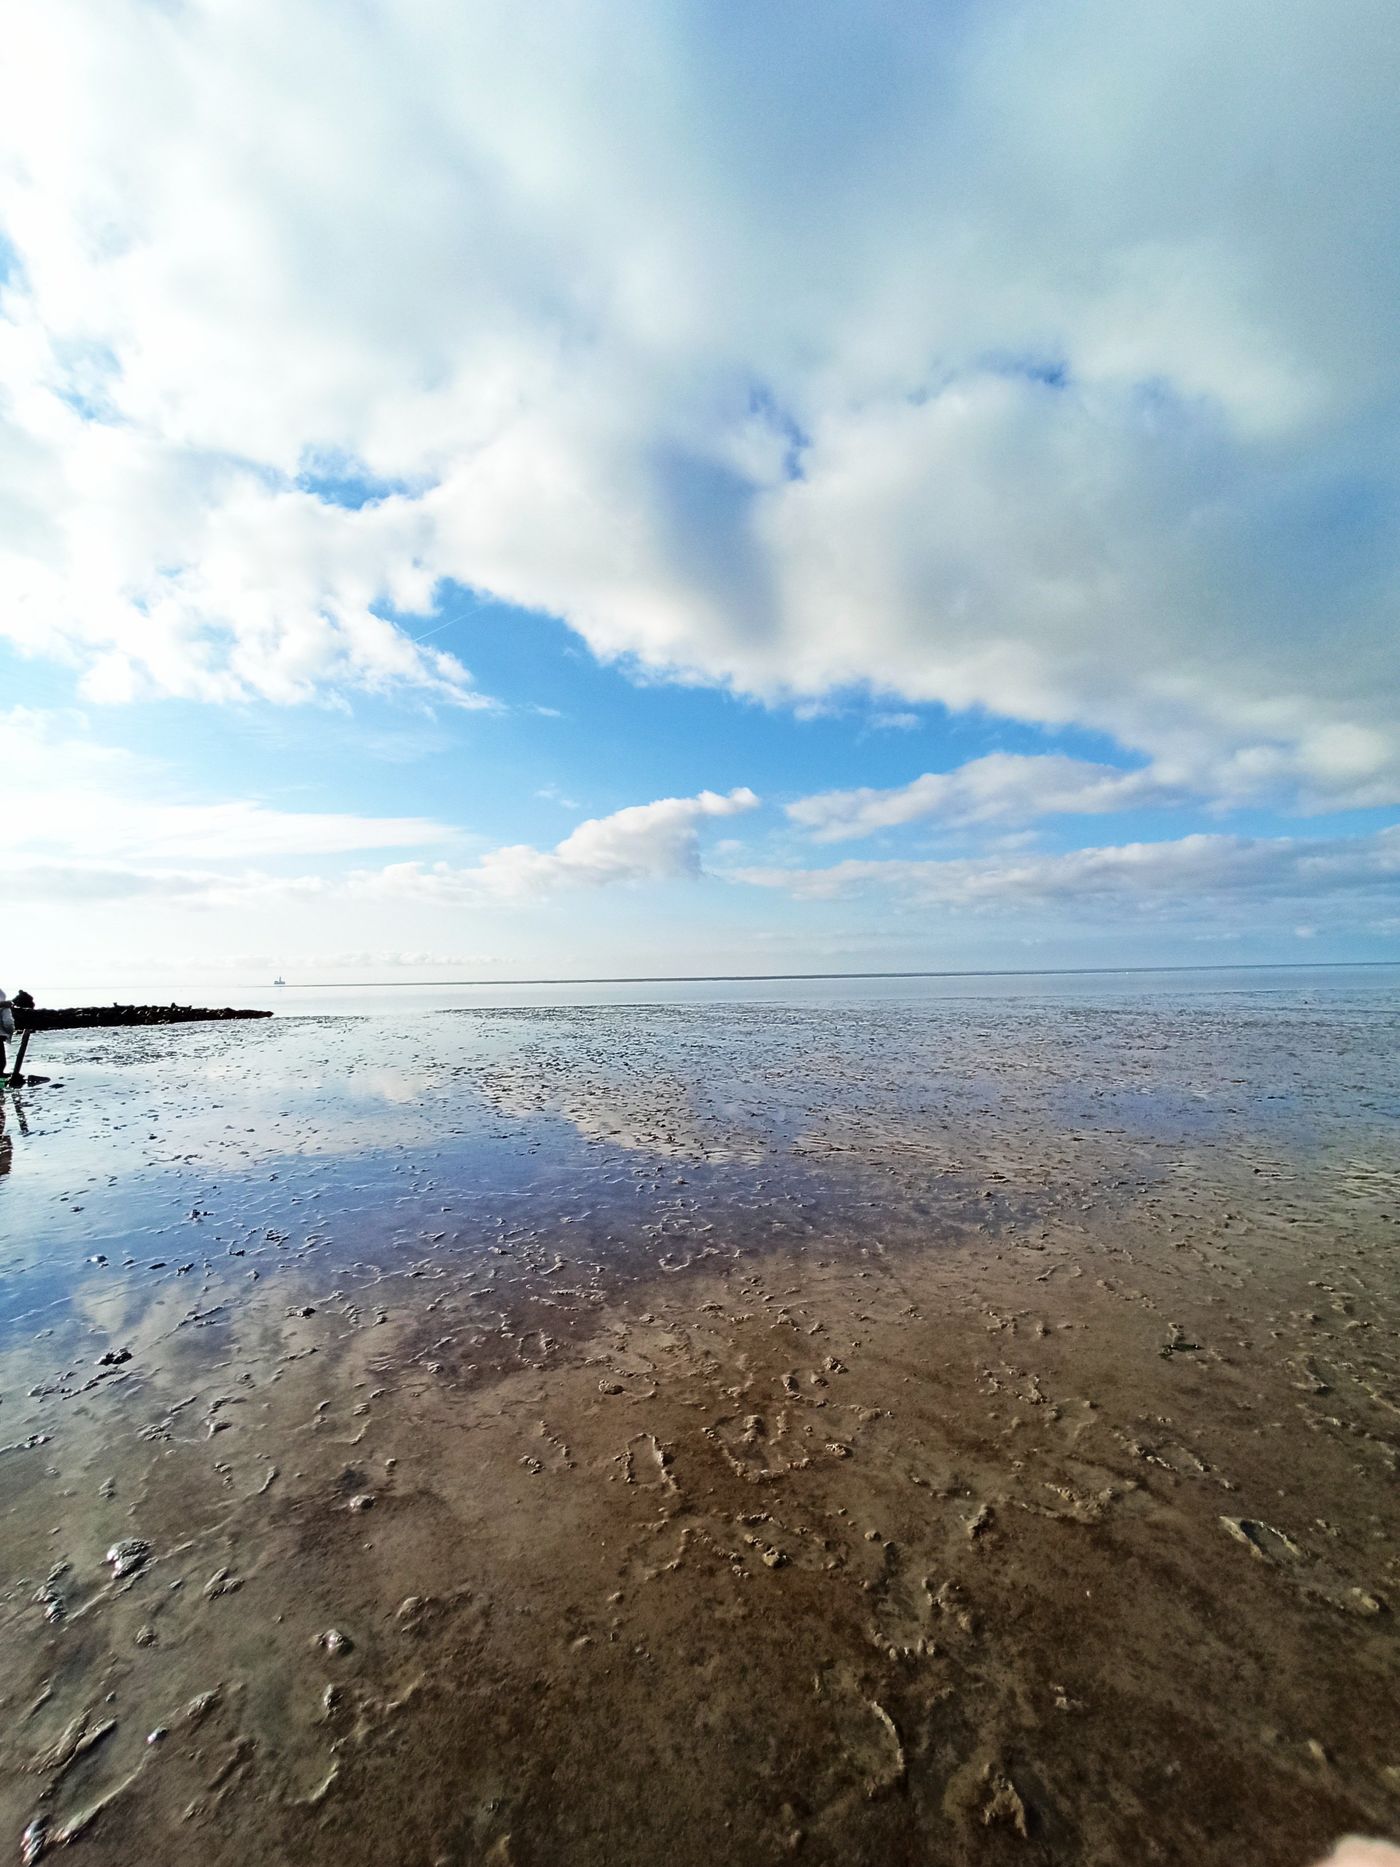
[21,1004,273,1031]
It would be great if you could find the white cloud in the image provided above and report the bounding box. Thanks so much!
[220,950,498,977]
[8,862,228,904]
[0,0,1395,804]
[13,794,455,863]
[380,787,760,901]
[734,825,1400,918]
[0,708,455,861]
[1,732,757,911]
[788,753,1189,841]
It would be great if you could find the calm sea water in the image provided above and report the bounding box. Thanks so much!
[33,961,1400,1018]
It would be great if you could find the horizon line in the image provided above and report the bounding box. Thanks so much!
[274,959,1400,988]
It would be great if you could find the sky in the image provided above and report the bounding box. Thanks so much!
[0,0,1398,986]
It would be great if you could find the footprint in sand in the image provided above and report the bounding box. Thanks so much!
[520,1419,574,1475]
[867,1550,982,1662]
[617,1432,678,1494]
[805,1663,907,1827]
[1220,1516,1388,1617]
[708,1408,813,1482]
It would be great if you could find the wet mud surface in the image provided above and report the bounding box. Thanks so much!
[1,986,1398,1866]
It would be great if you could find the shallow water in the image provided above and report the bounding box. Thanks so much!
[33,958,1400,1016]
[2,978,1399,1865]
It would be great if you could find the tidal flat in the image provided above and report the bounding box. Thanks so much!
[1,976,1398,1866]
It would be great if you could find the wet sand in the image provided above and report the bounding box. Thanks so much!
[1,985,1398,1865]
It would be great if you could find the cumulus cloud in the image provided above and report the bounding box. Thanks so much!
[734,826,1400,919]
[0,0,1397,803]
[788,754,1190,842]
[383,787,760,901]
[6,770,758,909]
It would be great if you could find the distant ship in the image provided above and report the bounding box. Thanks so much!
[273,975,286,987]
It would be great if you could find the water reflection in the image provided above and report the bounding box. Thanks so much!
[0,1087,29,1176]
[1,985,1396,1356]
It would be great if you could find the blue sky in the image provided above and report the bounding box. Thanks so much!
[0,0,1397,983]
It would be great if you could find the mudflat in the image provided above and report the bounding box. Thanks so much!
[1,983,1397,1866]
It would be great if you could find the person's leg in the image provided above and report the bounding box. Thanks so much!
[8,1029,31,1085]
